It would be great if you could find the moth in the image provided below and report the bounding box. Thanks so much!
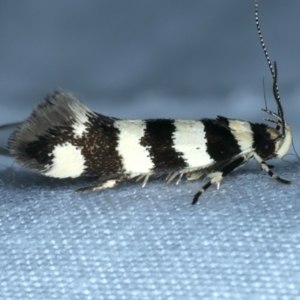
[7,0,292,204]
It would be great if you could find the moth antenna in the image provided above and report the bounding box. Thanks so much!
[272,62,285,133]
[254,0,286,138]
[262,77,268,111]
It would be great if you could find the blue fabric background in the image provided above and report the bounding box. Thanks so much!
[1,1,300,299]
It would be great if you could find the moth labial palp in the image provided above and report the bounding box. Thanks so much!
[6,0,292,204]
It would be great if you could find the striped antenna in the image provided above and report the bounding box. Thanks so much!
[254,0,286,138]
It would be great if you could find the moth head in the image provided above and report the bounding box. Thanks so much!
[267,123,292,158]
[259,107,292,159]
[255,0,292,159]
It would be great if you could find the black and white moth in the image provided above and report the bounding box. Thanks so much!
[7,1,292,204]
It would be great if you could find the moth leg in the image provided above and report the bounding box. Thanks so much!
[76,178,123,193]
[253,153,290,184]
[186,171,203,181]
[165,172,180,184]
[142,173,152,187]
[165,172,173,182]
[192,156,245,205]
[134,173,153,187]
[176,173,184,185]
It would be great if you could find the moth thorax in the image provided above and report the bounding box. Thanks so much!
[267,125,292,158]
